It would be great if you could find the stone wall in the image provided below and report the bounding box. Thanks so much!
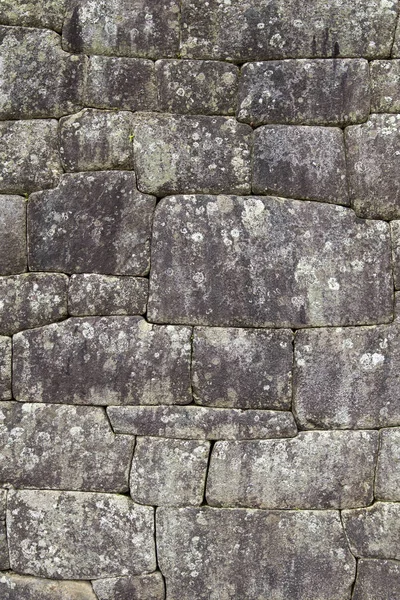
[1,1,400,598]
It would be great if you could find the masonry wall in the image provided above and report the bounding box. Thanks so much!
[1,1,400,598]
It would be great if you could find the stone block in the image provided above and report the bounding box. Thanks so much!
[353,559,400,600]
[206,431,378,509]
[7,489,156,579]
[130,437,210,506]
[148,195,393,328]
[0,336,11,400]
[342,502,400,559]
[0,402,134,492]
[0,273,68,335]
[60,109,133,172]
[0,119,62,194]
[92,573,165,600]
[0,490,5,519]
[0,521,8,569]
[157,507,355,600]
[0,574,96,600]
[28,172,155,276]
[192,327,292,409]
[370,60,400,113]
[13,317,192,406]
[132,114,252,195]
[0,195,26,275]
[294,323,400,429]
[0,0,67,31]
[156,59,239,115]
[238,59,370,127]
[69,274,148,316]
[62,0,180,58]
[375,428,400,501]
[108,405,298,440]
[85,56,157,111]
[391,221,400,289]
[252,125,348,204]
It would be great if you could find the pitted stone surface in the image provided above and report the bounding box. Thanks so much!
[28,172,155,276]
[391,221,400,289]
[238,60,370,127]
[0,521,8,569]
[0,273,68,335]
[0,27,85,119]
[157,507,356,600]
[108,405,297,440]
[342,503,400,559]
[370,60,400,113]
[148,195,393,328]
[92,573,165,600]
[63,0,180,58]
[253,125,348,204]
[0,119,62,194]
[132,114,252,196]
[0,402,134,491]
[69,274,148,316]
[156,60,239,115]
[294,324,400,429]
[60,109,133,172]
[13,317,192,406]
[0,336,11,400]
[375,428,400,501]
[192,327,292,409]
[130,437,210,506]
[0,573,97,600]
[0,195,26,275]
[206,431,378,509]
[7,489,156,579]
[353,559,400,600]
[0,0,67,31]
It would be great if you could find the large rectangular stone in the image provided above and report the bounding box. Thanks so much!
[0,0,67,31]
[0,574,96,600]
[157,507,355,600]
[148,195,393,328]
[0,196,26,275]
[375,428,400,501]
[0,336,11,400]
[206,431,378,509]
[13,317,192,406]
[342,503,400,559]
[353,559,400,600]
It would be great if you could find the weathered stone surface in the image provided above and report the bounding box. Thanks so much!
[253,125,348,204]
[0,402,134,491]
[342,503,400,559]
[130,437,209,506]
[148,195,393,328]
[0,336,11,400]
[69,275,148,316]
[60,109,133,172]
[238,60,370,126]
[63,0,180,58]
[294,323,400,429]
[13,317,192,406]
[0,196,26,275]
[133,114,252,195]
[0,273,68,335]
[391,221,400,290]
[0,521,8,569]
[0,573,96,600]
[370,60,400,113]
[156,59,239,115]
[85,56,157,111]
[92,573,165,600]
[28,172,155,276]
[206,431,378,509]
[192,327,292,409]
[346,114,400,219]
[0,119,62,194]
[0,490,6,519]
[375,428,400,501]
[0,27,85,119]
[0,0,67,31]
[353,559,400,600]
[157,507,355,600]
[108,406,297,440]
[7,490,156,578]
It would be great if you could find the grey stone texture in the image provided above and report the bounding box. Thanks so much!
[0,195,26,275]
[62,0,180,58]
[0,119,62,194]
[156,60,239,115]
[0,336,11,400]
[130,437,210,506]
[157,507,356,600]
[0,0,67,31]
[92,573,165,600]
[294,323,400,429]
[59,109,133,172]
[375,428,400,501]
[206,431,378,509]
[108,405,297,440]
[69,274,148,316]
[342,502,400,559]
[0,273,68,335]
[7,489,156,579]
[0,27,85,119]
[0,402,134,491]
[370,60,400,113]
[0,521,8,569]
[28,172,155,276]
[148,195,393,328]
[132,114,252,196]
[192,327,292,409]
[238,59,370,127]
[13,317,192,406]
[346,114,400,220]
[353,559,400,600]
[85,56,157,111]
[0,490,6,519]
[391,220,400,289]
[0,574,97,600]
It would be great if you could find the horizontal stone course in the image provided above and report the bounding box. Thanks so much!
[353,559,400,600]
[0,336,11,400]
[0,573,97,600]
[0,195,26,275]
[92,573,165,600]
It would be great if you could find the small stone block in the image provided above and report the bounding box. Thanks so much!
[0,0,68,31]
[391,221,400,290]
[375,428,400,501]
[0,195,26,275]
[0,490,6,519]
[353,559,400,600]
[0,336,11,400]
[0,574,96,599]
[370,60,400,113]
[92,573,165,600]
[69,274,148,315]
[0,521,8,570]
